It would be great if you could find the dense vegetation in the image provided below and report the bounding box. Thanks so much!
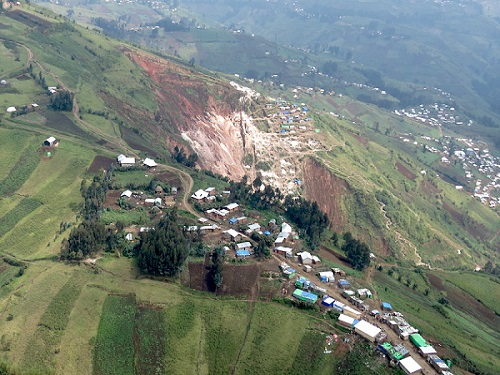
[341,232,371,271]
[206,246,224,292]
[49,90,74,111]
[229,176,329,247]
[136,208,191,276]
[60,220,113,259]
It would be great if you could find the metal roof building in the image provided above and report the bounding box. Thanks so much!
[354,320,381,342]
[399,356,422,374]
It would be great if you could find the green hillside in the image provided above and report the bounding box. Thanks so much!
[0,3,498,375]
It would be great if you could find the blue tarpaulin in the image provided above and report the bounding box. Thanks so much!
[236,250,251,257]
[382,302,392,310]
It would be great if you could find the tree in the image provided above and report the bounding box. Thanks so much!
[251,232,270,259]
[136,208,190,276]
[61,220,112,259]
[50,90,74,111]
[207,246,225,292]
[342,236,370,270]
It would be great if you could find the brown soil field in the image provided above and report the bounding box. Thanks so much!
[155,171,182,190]
[420,179,441,196]
[103,190,122,210]
[188,261,260,297]
[6,10,53,31]
[350,132,369,147]
[87,155,115,173]
[15,74,31,81]
[427,273,500,331]
[318,247,350,268]
[442,201,464,226]
[395,162,416,181]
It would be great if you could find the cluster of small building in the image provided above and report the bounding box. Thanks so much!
[116,154,158,168]
[377,332,454,375]
[264,99,314,134]
[277,250,455,375]
[395,101,466,129]
[400,132,498,210]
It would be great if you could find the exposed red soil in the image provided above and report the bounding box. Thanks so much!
[188,261,260,297]
[87,155,115,173]
[302,157,349,228]
[121,49,248,178]
[125,50,236,130]
[395,162,416,181]
[427,273,500,331]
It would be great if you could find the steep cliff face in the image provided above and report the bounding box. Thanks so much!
[126,50,254,179]
[302,157,349,229]
[302,157,391,256]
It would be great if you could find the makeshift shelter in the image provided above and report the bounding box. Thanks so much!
[321,296,335,307]
[43,136,56,146]
[236,250,251,258]
[121,190,132,198]
[410,334,427,348]
[295,276,312,289]
[297,251,313,265]
[143,157,157,167]
[338,279,350,289]
[318,271,335,282]
[117,154,135,166]
[428,355,449,373]
[343,306,362,319]
[332,300,345,312]
[191,189,209,200]
[419,345,437,357]
[354,320,381,342]
[274,246,293,257]
[337,313,355,328]
[292,289,318,304]
[236,242,252,251]
[381,302,393,311]
[399,356,422,374]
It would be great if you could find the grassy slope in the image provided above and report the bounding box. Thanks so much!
[0,5,498,375]
[373,270,500,375]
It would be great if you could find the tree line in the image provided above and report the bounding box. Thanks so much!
[172,146,198,168]
[229,176,329,248]
[340,232,371,270]
[136,208,193,277]
[61,170,112,260]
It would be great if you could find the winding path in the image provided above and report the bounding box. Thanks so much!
[379,203,430,268]
[3,39,199,224]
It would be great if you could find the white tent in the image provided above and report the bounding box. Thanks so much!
[143,157,157,167]
[121,190,133,198]
[191,189,209,200]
